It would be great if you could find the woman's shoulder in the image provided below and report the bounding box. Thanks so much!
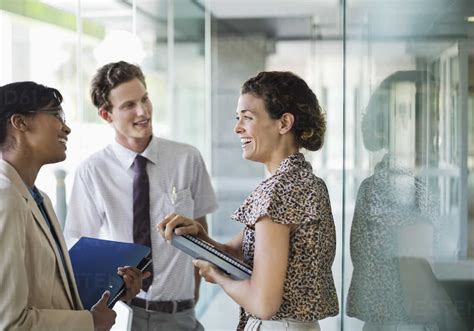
[270,168,329,198]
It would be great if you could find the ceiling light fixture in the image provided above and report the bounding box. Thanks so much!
[466,16,474,23]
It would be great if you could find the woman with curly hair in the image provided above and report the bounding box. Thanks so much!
[159,71,339,331]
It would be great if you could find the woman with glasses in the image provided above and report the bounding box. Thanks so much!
[0,81,143,330]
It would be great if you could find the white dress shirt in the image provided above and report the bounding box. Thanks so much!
[65,136,218,301]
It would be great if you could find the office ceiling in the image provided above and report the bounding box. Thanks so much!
[203,0,474,40]
[136,0,474,43]
[41,0,474,42]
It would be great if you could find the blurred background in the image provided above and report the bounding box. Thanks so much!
[0,0,473,330]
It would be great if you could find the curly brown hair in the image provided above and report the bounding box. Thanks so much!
[90,61,146,112]
[241,71,326,151]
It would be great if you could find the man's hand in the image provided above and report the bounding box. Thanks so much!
[91,291,116,331]
[117,266,151,301]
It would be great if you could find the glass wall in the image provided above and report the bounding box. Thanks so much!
[1,0,473,330]
[344,1,473,330]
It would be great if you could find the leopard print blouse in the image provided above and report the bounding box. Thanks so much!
[232,153,339,328]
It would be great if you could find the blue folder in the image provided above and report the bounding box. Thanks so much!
[69,237,151,310]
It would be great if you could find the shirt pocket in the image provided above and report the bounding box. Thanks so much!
[169,188,194,219]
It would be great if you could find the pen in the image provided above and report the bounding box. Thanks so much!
[171,186,177,205]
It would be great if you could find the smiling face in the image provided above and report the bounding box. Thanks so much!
[24,105,71,166]
[100,78,153,152]
[234,93,287,170]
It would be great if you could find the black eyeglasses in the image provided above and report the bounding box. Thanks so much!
[27,106,66,124]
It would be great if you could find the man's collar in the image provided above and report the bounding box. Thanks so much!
[111,136,159,169]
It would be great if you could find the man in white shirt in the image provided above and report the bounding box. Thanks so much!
[65,61,218,331]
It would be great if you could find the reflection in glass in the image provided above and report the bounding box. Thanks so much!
[346,71,466,331]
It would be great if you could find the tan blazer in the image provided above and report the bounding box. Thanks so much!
[0,160,93,331]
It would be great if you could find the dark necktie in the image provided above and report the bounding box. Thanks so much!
[132,154,153,291]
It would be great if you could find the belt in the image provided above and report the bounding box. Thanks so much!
[130,298,194,313]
